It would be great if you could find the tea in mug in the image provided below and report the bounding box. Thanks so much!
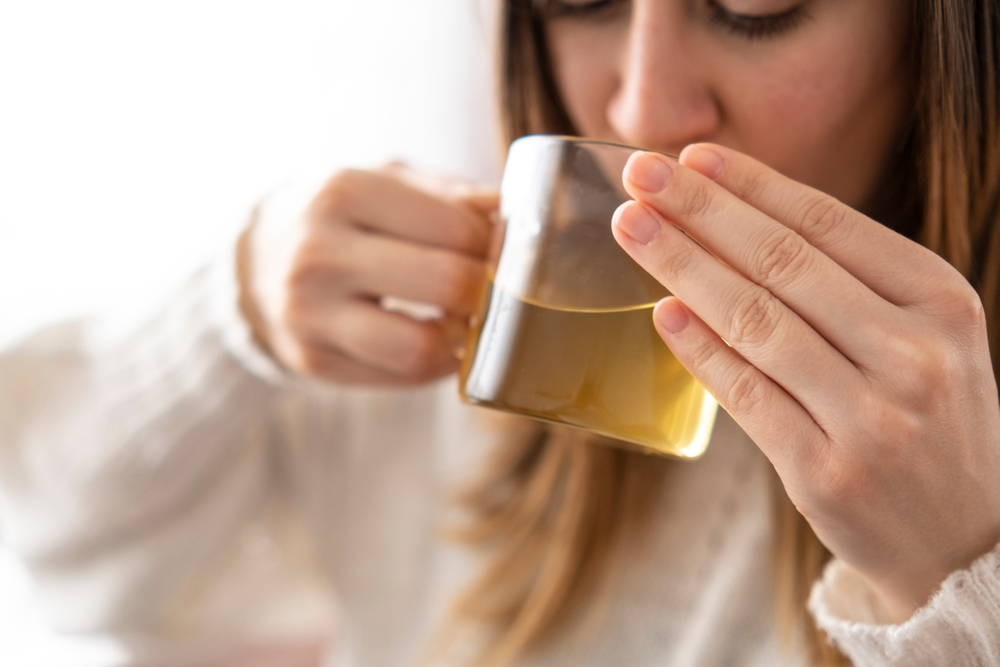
[460,281,718,458]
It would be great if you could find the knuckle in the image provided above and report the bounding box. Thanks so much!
[289,229,354,287]
[657,236,698,285]
[678,177,714,221]
[288,244,332,286]
[317,169,363,213]
[795,194,849,248]
[378,160,408,176]
[686,334,723,375]
[725,365,768,414]
[947,284,987,329]
[753,229,812,290]
[735,167,771,203]
[728,288,782,350]
[881,330,957,407]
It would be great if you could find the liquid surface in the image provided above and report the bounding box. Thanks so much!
[460,283,717,458]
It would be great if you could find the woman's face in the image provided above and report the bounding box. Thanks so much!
[543,0,913,210]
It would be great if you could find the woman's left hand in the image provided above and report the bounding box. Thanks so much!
[611,143,1000,623]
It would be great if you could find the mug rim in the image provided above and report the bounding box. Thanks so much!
[511,134,679,160]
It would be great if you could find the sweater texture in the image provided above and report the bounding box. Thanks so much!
[1,253,998,666]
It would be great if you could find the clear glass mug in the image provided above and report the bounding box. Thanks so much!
[459,135,718,458]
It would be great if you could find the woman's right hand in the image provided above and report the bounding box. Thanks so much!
[237,164,497,386]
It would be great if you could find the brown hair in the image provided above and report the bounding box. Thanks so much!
[441,0,1000,664]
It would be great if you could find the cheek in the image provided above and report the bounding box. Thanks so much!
[723,28,911,205]
[744,56,853,161]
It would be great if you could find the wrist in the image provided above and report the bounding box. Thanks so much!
[867,574,943,624]
[866,533,1000,623]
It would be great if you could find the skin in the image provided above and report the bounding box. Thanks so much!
[544,0,912,209]
[240,165,495,384]
[240,0,1000,625]
[547,0,1000,621]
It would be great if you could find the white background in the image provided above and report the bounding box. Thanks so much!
[0,1,499,663]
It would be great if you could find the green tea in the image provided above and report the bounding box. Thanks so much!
[460,282,717,458]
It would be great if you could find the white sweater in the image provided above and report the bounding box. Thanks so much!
[1,252,999,667]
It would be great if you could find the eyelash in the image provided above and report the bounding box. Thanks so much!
[708,1,808,40]
[539,0,627,21]
[541,0,808,41]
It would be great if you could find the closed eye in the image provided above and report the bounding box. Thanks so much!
[538,0,630,21]
[708,1,809,40]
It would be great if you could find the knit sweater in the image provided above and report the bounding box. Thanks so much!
[0,250,999,667]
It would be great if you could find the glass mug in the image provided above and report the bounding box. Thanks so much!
[459,135,718,458]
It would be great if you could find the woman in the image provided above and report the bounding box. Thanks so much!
[1,0,998,665]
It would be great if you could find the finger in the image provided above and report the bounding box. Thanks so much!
[311,169,493,258]
[290,298,463,381]
[275,339,448,386]
[676,143,954,307]
[651,296,828,479]
[621,150,904,368]
[307,225,487,316]
[457,191,502,219]
[378,162,501,216]
[612,198,862,425]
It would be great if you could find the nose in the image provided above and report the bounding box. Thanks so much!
[606,3,721,153]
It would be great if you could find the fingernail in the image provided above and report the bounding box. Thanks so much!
[613,201,661,245]
[626,152,673,192]
[655,298,689,334]
[679,144,724,180]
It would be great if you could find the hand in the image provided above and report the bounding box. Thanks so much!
[238,164,497,386]
[611,143,1000,622]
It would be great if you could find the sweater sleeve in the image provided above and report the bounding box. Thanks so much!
[808,541,1000,665]
[0,245,322,648]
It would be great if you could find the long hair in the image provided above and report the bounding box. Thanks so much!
[442,0,1000,664]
